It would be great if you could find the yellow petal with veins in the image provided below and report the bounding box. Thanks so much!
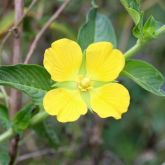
[86,42,125,81]
[90,83,130,119]
[43,88,87,123]
[44,38,82,82]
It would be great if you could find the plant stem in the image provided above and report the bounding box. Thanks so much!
[0,111,48,144]
[124,25,165,59]
[124,39,143,59]
[0,128,14,142]
[155,25,165,36]
[91,0,98,8]
[30,111,48,126]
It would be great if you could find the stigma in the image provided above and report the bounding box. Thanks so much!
[77,76,92,92]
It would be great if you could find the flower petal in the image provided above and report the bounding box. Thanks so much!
[43,88,87,123]
[86,42,125,81]
[90,83,130,119]
[44,38,82,82]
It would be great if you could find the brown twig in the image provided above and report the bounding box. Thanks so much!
[0,0,38,58]
[24,0,71,64]
[9,135,20,165]
[9,0,23,118]
[16,149,55,162]
[9,0,24,164]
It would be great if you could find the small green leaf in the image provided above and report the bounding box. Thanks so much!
[13,103,38,132]
[120,0,162,41]
[132,13,144,39]
[0,105,10,129]
[127,8,140,25]
[143,16,158,39]
[143,16,157,32]
[0,65,52,104]
[120,0,144,40]
[122,60,165,96]
[78,7,117,50]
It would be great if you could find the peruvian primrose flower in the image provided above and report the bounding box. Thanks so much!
[43,38,130,123]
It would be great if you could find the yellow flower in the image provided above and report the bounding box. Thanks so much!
[43,38,130,123]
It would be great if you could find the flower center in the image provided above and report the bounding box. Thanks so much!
[77,76,92,92]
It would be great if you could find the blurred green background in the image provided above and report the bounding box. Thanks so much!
[0,0,165,165]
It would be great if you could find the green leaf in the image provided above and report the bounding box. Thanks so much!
[120,0,144,40]
[13,103,38,132]
[133,15,161,40]
[120,0,161,40]
[0,105,10,129]
[132,13,144,39]
[143,16,157,33]
[78,7,117,50]
[0,65,52,104]
[143,16,158,39]
[0,145,10,165]
[122,60,165,96]
[127,8,141,25]
[43,117,60,148]
[33,117,59,149]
